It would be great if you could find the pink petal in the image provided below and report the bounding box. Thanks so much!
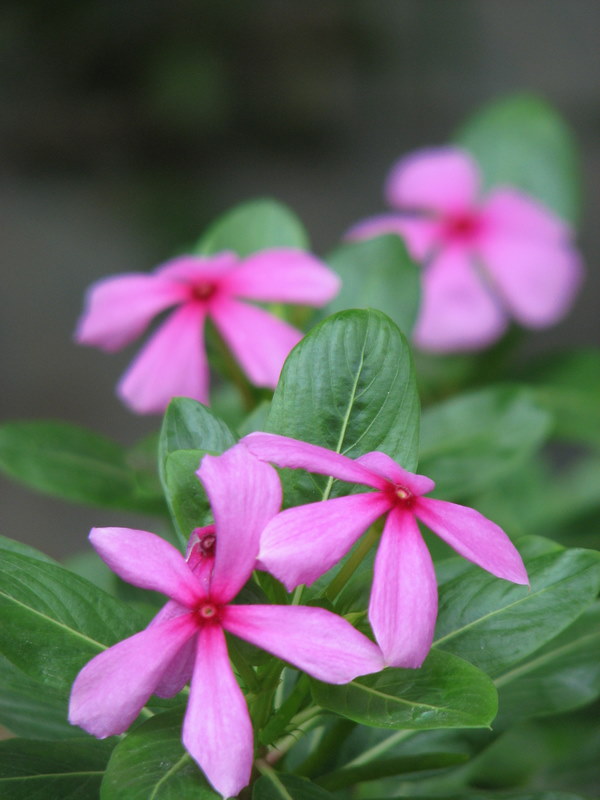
[369,508,438,668]
[356,452,436,495]
[482,188,571,244]
[222,248,340,305]
[147,601,197,698]
[183,624,253,800]
[385,147,480,214]
[156,252,239,283]
[413,246,508,352]
[197,444,282,603]
[224,605,384,683]
[477,234,583,328]
[211,297,302,388]
[117,302,209,414]
[75,274,188,352]
[257,492,391,591]
[90,527,202,607]
[242,432,390,490]
[415,497,529,585]
[69,613,197,738]
[346,214,441,260]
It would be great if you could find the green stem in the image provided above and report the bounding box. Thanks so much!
[295,717,355,778]
[207,319,258,412]
[325,520,382,602]
[263,705,324,765]
[341,728,416,768]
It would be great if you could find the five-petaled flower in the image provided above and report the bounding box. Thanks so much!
[243,432,529,669]
[68,445,383,799]
[348,146,583,351]
[75,248,340,413]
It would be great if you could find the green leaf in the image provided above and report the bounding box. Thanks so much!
[101,709,219,799]
[0,737,114,800]
[163,449,212,542]
[434,538,600,677]
[267,309,419,505]
[0,655,73,739]
[0,533,57,564]
[418,386,552,500]
[196,198,309,257]
[0,420,164,513]
[326,235,421,335]
[310,649,497,730]
[253,772,334,800]
[494,602,600,724]
[456,92,581,224]
[0,547,146,692]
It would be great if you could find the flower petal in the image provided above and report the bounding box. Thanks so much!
[90,527,203,607]
[197,444,282,603]
[75,274,188,352]
[117,302,208,414]
[211,297,302,388]
[413,246,508,352]
[416,497,529,584]
[147,601,197,698]
[69,614,197,738]
[478,234,583,328]
[222,248,340,305]
[224,605,384,682]
[385,147,480,214]
[356,452,436,495]
[242,432,389,490]
[183,624,253,800]
[346,214,440,260]
[156,252,239,282]
[369,508,438,668]
[258,492,391,591]
[482,188,571,244]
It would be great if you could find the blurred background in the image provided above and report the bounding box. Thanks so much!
[1,0,599,556]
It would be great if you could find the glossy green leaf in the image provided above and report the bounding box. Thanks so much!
[0,533,57,564]
[0,547,146,693]
[326,235,421,335]
[418,386,552,500]
[494,602,600,724]
[310,649,497,730]
[0,655,73,739]
[456,92,581,224]
[0,737,113,800]
[101,709,218,799]
[267,309,419,505]
[0,420,163,513]
[196,197,309,257]
[163,449,212,543]
[434,538,600,677]
[253,772,334,800]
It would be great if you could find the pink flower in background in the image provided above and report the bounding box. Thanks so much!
[348,147,583,351]
[75,248,340,413]
[243,432,528,669]
[69,445,383,799]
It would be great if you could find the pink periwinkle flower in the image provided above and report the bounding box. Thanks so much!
[243,432,529,670]
[348,147,583,351]
[75,248,340,413]
[68,445,383,799]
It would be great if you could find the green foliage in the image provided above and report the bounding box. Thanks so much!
[311,650,497,730]
[456,92,582,224]
[326,235,421,335]
[196,198,309,257]
[0,420,165,513]
[253,772,335,799]
[419,386,552,500]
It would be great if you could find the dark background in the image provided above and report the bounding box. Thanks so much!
[1,0,599,557]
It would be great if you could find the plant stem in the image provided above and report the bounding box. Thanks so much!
[325,520,382,602]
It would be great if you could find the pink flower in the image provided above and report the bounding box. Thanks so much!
[242,432,529,669]
[75,248,340,413]
[68,445,383,799]
[348,147,583,351]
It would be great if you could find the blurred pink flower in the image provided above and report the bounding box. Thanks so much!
[69,445,383,799]
[75,248,340,413]
[243,432,529,669]
[348,147,583,351]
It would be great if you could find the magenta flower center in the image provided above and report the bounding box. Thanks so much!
[194,601,223,625]
[191,281,216,302]
[442,211,481,242]
[198,533,216,557]
[390,484,416,509]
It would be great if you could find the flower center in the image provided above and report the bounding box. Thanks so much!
[191,281,216,301]
[393,485,415,508]
[443,211,481,242]
[194,601,223,625]
[198,532,216,557]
